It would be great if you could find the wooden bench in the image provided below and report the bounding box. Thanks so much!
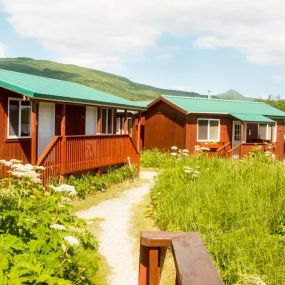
[139,231,224,285]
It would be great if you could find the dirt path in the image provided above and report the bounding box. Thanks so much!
[76,171,156,285]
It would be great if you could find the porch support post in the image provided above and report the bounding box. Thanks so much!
[60,104,67,176]
[97,107,101,134]
[137,111,141,152]
[31,101,38,165]
[113,109,117,134]
[124,110,128,134]
[240,122,244,157]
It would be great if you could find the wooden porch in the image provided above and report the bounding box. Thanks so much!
[37,134,139,183]
[31,102,142,183]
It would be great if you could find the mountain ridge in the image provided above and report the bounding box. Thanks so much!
[0,57,250,101]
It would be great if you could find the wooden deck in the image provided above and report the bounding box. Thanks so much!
[38,134,139,183]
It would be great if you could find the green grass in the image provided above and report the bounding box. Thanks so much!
[144,150,285,285]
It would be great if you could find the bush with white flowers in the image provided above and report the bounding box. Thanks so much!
[0,160,99,284]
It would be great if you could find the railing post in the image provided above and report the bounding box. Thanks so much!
[31,101,38,165]
[60,104,67,177]
[138,245,161,285]
[97,107,101,134]
[124,110,128,134]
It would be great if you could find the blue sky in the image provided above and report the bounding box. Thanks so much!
[0,0,285,98]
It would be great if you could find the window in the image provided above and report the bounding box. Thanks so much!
[127,118,133,136]
[8,99,31,138]
[234,123,241,141]
[101,108,113,134]
[197,119,220,141]
[116,117,122,134]
[258,123,276,141]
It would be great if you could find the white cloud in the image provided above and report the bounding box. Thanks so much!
[0,43,6,58]
[272,74,285,83]
[1,0,285,69]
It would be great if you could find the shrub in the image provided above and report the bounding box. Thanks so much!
[0,161,100,284]
[64,164,136,198]
[141,148,179,168]
[149,151,285,285]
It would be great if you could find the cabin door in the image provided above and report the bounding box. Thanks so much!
[232,121,242,148]
[38,102,55,157]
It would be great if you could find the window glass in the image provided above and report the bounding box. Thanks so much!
[9,100,19,137]
[234,124,241,141]
[198,120,208,140]
[127,118,132,135]
[258,124,267,140]
[101,109,107,134]
[107,109,113,134]
[20,101,31,137]
[209,120,219,140]
[116,117,121,134]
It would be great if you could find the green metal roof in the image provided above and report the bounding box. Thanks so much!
[231,113,275,123]
[0,69,146,110]
[161,95,285,118]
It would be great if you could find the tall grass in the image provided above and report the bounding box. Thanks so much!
[147,152,285,284]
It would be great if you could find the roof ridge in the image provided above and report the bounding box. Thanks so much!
[161,94,264,104]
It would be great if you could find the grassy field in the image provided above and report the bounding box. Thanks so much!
[141,150,285,285]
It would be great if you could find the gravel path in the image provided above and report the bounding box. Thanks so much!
[76,171,156,285]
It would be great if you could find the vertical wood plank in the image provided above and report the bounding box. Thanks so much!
[148,248,160,285]
[60,104,66,175]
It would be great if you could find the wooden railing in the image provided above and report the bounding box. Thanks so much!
[37,136,62,183]
[139,231,224,285]
[38,134,139,182]
[227,143,242,159]
[216,142,231,157]
[226,142,272,159]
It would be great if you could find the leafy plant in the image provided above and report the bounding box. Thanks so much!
[0,161,100,284]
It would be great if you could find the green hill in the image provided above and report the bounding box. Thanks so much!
[0,57,204,101]
[215,89,250,100]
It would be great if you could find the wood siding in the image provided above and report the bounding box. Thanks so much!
[185,114,233,154]
[144,101,187,150]
[274,119,284,160]
[0,88,31,176]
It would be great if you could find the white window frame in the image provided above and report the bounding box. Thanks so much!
[258,123,274,141]
[7,98,31,139]
[197,118,220,142]
[101,108,114,134]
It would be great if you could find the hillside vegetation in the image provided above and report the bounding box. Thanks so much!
[0,58,203,101]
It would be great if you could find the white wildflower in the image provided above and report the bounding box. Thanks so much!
[171,146,178,150]
[170,152,178,156]
[182,149,189,153]
[34,165,45,170]
[0,160,12,167]
[9,159,22,164]
[50,224,66,231]
[51,184,77,196]
[64,236,80,246]
[238,274,267,285]
[194,145,201,152]
[201,147,210,152]
[11,163,33,171]
[31,177,42,184]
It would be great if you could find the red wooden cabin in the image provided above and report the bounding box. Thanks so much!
[144,95,285,159]
[0,69,146,181]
